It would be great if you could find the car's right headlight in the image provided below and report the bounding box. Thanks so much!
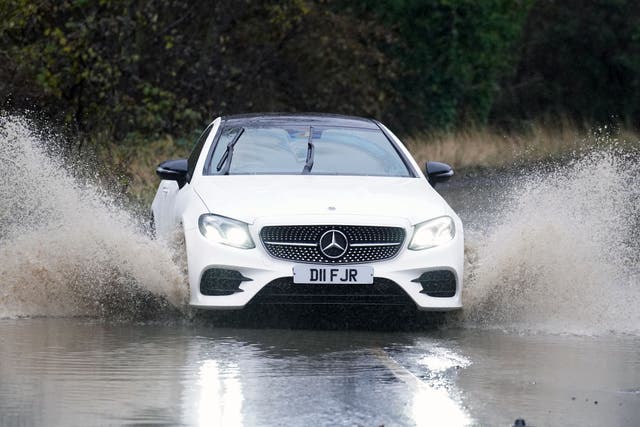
[409,216,455,250]
[198,214,255,249]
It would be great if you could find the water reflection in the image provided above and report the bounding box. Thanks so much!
[1,320,638,426]
[412,347,472,426]
[412,386,471,426]
[197,360,243,427]
[376,345,472,426]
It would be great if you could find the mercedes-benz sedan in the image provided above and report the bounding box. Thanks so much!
[152,114,463,311]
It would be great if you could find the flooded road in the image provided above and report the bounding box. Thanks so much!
[1,318,638,426]
[1,116,639,426]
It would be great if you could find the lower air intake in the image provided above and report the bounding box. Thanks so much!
[200,268,252,296]
[411,270,457,297]
[249,277,416,306]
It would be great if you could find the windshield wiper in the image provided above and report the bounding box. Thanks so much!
[302,126,314,174]
[216,127,245,175]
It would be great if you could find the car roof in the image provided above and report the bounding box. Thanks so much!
[220,113,379,129]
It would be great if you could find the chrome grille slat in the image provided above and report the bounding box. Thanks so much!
[350,242,400,247]
[260,225,405,264]
[263,241,318,247]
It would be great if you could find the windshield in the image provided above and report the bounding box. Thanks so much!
[205,125,413,177]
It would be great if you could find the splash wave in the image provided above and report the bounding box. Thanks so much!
[1,115,638,333]
[461,148,640,335]
[0,116,187,319]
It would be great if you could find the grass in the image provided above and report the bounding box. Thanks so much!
[405,120,639,170]
[97,121,640,205]
[95,136,188,204]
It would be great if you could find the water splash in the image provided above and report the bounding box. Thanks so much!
[1,115,638,334]
[461,147,640,335]
[0,115,187,319]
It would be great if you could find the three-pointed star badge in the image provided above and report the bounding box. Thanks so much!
[319,230,349,259]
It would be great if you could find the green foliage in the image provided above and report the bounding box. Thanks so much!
[358,0,532,131]
[493,0,640,127]
[0,0,399,140]
[1,0,638,142]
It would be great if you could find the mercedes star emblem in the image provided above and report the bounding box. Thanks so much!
[319,230,349,259]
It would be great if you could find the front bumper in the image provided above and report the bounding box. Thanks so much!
[185,215,463,311]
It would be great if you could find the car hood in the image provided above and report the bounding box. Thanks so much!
[193,175,452,225]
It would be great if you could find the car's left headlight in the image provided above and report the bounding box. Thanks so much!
[409,216,455,250]
[198,214,255,249]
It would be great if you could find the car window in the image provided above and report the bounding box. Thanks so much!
[187,123,213,180]
[205,125,412,177]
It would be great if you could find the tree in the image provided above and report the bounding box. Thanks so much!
[358,0,532,131]
[493,0,640,127]
[0,0,400,140]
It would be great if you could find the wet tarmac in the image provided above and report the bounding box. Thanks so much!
[0,317,638,426]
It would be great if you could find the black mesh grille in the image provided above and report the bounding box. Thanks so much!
[411,270,457,297]
[260,225,405,264]
[249,277,416,306]
[200,268,252,296]
[261,225,405,244]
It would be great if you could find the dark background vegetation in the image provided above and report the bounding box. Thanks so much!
[1,0,639,142]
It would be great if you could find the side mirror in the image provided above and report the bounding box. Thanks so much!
[156,158,188,188]
[425,161,454,187]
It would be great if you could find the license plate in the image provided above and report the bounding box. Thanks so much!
[292,265,374,284]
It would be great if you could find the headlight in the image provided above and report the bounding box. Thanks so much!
[409,216,455,250]
[198,214,255,249]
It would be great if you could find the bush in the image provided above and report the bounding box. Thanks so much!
[0,0,400,139]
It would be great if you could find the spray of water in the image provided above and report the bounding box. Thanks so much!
[461,147,640,335]
[0,115,188,319]
[1,115,638,334]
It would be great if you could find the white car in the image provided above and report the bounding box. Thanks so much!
[151,114,463,311]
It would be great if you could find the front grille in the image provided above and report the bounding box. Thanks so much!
[260,225,405,264]
[249,277,416,306]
